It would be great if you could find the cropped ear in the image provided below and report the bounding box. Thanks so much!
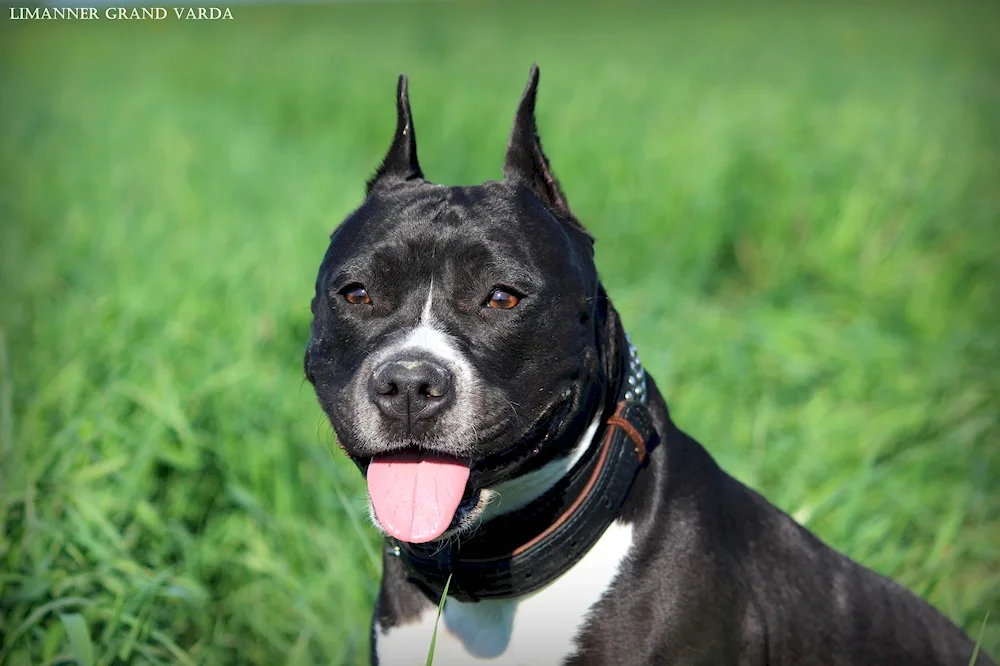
[503,64,576,223]
[366,74,423,194]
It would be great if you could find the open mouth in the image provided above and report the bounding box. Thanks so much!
[365,450,477,544]
[361,410,571,545]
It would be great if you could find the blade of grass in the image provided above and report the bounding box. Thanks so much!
[0,597,92,663]
[58,613,95,666]
[969,611,989,666]
[424,574,452,666]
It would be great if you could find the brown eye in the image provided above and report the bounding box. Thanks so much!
[341,285,372,305]
[488,289,520,310]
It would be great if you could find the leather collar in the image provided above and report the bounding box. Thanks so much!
[390,335,659,603]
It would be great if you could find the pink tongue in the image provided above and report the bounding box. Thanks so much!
[366,453,471,544]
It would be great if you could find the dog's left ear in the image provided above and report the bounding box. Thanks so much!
[504,65,585,233]
[366,74,424,194]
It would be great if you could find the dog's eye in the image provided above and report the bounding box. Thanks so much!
[487,288,520,310]
[340,284,372,305]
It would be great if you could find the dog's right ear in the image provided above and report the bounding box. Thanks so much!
[366,74,423,194]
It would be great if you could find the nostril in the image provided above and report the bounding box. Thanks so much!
[378,382,399,396]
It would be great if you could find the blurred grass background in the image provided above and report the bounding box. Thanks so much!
[1,1,998,664]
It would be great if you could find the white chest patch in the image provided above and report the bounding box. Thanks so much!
[374,520,634,666]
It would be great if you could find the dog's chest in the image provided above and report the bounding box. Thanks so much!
[374,522,634,666]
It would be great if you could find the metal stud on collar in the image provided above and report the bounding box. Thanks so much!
[623,334,648,404]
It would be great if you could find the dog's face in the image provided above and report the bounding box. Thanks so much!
[306,67,612,544]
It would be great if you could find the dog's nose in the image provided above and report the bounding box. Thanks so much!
[369,357,455,424]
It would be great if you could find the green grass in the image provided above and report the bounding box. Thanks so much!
[1,2,998,664]
[425,575,451,666]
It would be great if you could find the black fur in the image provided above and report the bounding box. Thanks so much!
[307,66,993,666]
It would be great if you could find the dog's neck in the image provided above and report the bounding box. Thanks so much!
[463,332,648,537]
[476,414,604,524]
[392,333,657,602]
[467,307,638,521]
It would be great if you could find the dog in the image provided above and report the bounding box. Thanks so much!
[305,65,994,666]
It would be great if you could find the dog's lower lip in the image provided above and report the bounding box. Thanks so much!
[362,448,470,468]
[458,487,483,511]
[370,450,468,463]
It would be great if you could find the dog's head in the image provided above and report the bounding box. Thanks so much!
[306,66,624,545]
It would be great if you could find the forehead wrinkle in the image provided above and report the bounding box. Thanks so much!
[336,186,561,291]
[479,236,543,289]
[435,236,542,292]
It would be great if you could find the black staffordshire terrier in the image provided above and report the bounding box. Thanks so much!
[305,65,993,666]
